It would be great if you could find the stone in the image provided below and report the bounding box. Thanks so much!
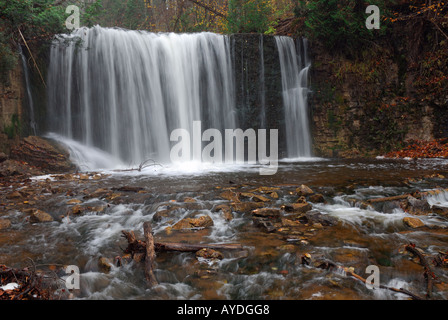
[308,193,326,203]
[405,196,431,215]
[196,248,223,260]
[305,210,338,226]
[240,192,271,202]
[282,202,312,214]
[30,209,54,223]
[98,257,113,273]
[219,190,240,202]
[403,217,425,228]
[230,201,264,213]
[252,208,281,218]
[296,184,314,196]
[0,159,43,177]
[432,205,448,217]
[172,215,214,230]
[0,219,11,230]
[214,204,233,221]
[10,136,76,174]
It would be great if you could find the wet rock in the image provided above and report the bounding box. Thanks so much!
[252,217,276,232]
[153,208,174,222]
[230,201,264,213]
[84,188,110,199]
[172,215,214,230]
[305,210,338,226]
[308,193,326,203]
[0,159,42,177]
[30,209,54,223]
[403,217,425,228]
[404,196,431,215]
[432,205,448,217]
[183,197,196,203]
[98,257,113,273]
[252,208,281,218]
[10,136,76,174]
[219,190,240,202]
[281,202,312,214]
[296,184,314,196]
[0,219,11,230]
[240,192,271,202]
[214,204,233,221]
[196,248,224,260]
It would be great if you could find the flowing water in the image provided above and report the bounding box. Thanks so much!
[2,156,448,300]
[4,28,448,300]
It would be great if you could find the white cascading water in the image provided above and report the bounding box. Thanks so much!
[275,36,312,158]
[46,27,312,170]
[47,26,237,167]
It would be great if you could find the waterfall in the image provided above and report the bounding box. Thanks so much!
[19,46,37,135]
[46,27,313,169]
[275,36,312,158]
[47,26,237,166]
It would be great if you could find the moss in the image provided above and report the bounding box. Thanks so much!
[4,114,21,139]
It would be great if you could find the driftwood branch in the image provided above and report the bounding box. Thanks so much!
[143,222,158,287]
[307,257,425,300]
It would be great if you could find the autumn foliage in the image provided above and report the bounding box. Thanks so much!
[384,138,448,159]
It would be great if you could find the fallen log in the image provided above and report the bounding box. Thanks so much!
[154,242,244,252]
[121,230,244,255]
[306,256,425,300]
[143,222,158,288]
[405,243,440,299]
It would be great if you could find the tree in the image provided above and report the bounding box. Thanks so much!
[297,0,390,56]
[227,0,276,33]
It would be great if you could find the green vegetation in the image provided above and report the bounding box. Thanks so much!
[295,0,390,56]
[227,0,275,33]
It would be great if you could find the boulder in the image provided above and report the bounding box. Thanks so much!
[305,210,338,226]
[282,202,312,214]
[29,209,54,223]
[252,208,281,218]
[404,196,431,215]
[10,136,76,174]
[172,215,214,230]
[296,184,314,196]
[403,217,425,228]
[196,248,223,260]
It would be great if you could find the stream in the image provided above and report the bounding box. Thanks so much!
[1,157,448,300]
